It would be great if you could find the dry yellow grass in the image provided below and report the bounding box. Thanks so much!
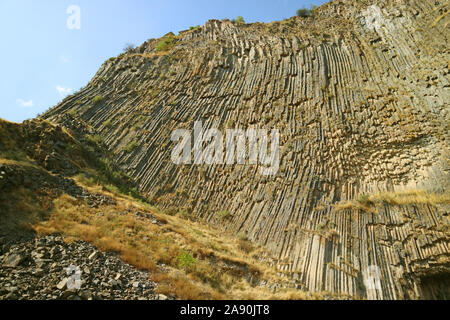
[30,181,324,300]
[334,189,450,212]
[372,189,450,205]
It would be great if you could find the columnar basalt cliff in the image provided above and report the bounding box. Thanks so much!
[44,0,450,299]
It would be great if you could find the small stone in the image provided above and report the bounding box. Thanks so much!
[7,286,19,293]
[3,253,24,268]
[157,294,168,300]
[56,278,68,290]
[33,252,44,259]
[109,279,120,287]
[80,290,93,300]
[34,269,45,276]
[60,290,75,300]
[88,252,97,260]
[5,292,18,300]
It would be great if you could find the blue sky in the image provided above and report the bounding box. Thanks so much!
[0,0,326,123]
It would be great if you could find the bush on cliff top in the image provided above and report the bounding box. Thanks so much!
[296,5,317,17]
[156,34,176,52]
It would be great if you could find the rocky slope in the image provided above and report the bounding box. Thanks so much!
[39,0,450,299]
[0,236,162,300]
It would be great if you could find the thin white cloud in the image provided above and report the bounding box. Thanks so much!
[16,99,34,108]
[56,85,73,97]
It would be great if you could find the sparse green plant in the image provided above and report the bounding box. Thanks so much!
[123,141,139,153]
[296,7,310,17]
[225,120,234,129]
[177,250,197,270]
[175,188,187,197]
[68,109,78,117]
[156,34,177,52]
[92,95,104,105]
[218,210,231,220]
[357,194,374,206]
[317,221,328,231]
[165,207,178,216]
[296,5,317,18]
[103,120,113,128]
[86,134,104,145]
[178,209,191,220]
[235,16,245,24]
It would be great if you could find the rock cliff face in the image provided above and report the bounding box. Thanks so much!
[44,0,450,299]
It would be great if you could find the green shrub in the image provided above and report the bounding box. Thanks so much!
[68,109,78,117]
[296,8,310,17]
[357,194,374,206]
[175,188,187,197]
[235,16,245,23]
[317,221,328,231]
[177,250,197,270]
[178,209,191,220]
[296,5,317,18]
[189,25,201,30]
[218,210,230,220]
[165,207,178,216]
[92,95,104,105]
[156,34,176,52]
[123,141,139,153]
[86,134,104,145]
[103,120,113,128]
